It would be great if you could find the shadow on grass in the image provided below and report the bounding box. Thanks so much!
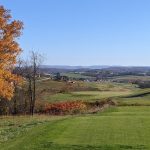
[38,142,147,150]
[122,91,150,99]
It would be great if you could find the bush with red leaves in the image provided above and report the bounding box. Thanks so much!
[45,101,87,115]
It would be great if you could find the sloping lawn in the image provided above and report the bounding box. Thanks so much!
[45,91,133,103]
[1,106,150,150]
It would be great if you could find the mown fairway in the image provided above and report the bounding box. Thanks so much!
[45,90,133,103]
[1,80,150,150]
[1,106,150,150]
[39,80,136,103]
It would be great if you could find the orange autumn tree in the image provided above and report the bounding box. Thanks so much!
[0,6,23,100]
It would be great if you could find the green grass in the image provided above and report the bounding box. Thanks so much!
[3,78,150,149]
[1,106,150,150]
[111,75,150,81]
[44,90,133,103]
[115,88,150,106]
[29,77,148,106]
[116,94,150,106]
[41,81,136,103]
[0,115,67,143]
[61,72,95,79]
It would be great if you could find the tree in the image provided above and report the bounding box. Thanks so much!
[12,59,25,114]
[56,72,61,80]
[0,6,23,100]
[24,51,43,115]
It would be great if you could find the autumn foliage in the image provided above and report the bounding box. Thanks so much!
[45,101,87,115]
[0,6,23,100]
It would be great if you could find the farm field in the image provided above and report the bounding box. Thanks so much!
[1,106,150,150]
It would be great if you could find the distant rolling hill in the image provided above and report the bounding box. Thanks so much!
[39,65,150,74]
[40,65,109,70]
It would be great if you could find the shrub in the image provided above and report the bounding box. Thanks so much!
[35,101,47,114]
[44,101,87,115]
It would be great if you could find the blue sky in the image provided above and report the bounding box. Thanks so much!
[1,0,150,66]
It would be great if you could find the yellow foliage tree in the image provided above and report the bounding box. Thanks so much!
[0,6,23,100]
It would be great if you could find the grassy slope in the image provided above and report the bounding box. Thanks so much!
[111,75,150,81]
[45,91,133,103]
[0,115,67,143]
[40,80,136,103]
[61,72,95,79]
[2,78,150,149]
[115,88,150,105]
[1,106,150,150]
[30,79,150,106]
